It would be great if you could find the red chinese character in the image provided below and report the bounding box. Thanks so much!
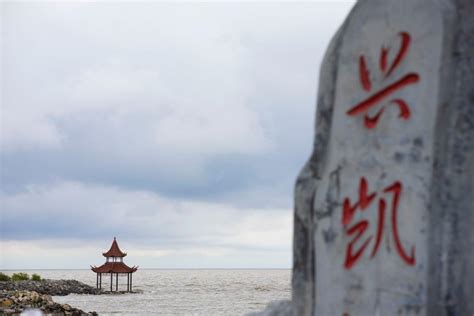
[342,177,416,269]
[346,32,420,129]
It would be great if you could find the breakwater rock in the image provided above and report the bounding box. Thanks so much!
[0,279,101,296]
[0,290,98,315]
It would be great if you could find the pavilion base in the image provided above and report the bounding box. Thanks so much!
[95,272,134,292]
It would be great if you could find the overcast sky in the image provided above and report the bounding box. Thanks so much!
[0,1,354,269]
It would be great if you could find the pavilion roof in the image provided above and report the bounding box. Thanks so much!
[102,237,127,257]
[91,262,138,273]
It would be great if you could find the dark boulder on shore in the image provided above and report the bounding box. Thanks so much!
[0,290,98,315]
[0,279,101,296]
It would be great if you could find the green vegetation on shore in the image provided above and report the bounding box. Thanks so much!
[0,273,10,281]
[31,274,41,281]
[0,272,42,282]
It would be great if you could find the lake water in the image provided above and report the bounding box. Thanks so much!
[20,269,291,315]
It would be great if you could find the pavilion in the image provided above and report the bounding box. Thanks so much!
[91,237,138,292]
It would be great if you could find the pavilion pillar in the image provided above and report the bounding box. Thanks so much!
[110,273,113,292]
[116,273,118,291]
[127,273,130,292]
[130,273,133,292]
[99,273,102,289]
[96,273,99,288]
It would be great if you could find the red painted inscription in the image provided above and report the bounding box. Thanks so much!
[342,177,416,269]
[346,32,420,129]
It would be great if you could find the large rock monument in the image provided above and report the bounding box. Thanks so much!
[292,0,473,315]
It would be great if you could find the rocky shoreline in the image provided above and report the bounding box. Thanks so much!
[0,279,101,296]
[0,290,98,315]
[0,280,101,315]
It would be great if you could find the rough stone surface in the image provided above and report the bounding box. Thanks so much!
[291,0,474,315]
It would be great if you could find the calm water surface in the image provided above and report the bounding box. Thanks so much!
[21,269,291,315]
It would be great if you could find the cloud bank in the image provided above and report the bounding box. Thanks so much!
[0,2,353,268]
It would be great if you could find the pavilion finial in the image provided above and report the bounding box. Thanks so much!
[102,237,127,257]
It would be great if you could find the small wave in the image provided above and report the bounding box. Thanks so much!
[254,286,271,292]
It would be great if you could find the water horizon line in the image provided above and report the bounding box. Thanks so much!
[1,267,291,271]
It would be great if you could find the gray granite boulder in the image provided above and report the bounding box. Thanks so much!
[292,0,474,315]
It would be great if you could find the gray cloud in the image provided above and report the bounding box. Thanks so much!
[1,181,292,268]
